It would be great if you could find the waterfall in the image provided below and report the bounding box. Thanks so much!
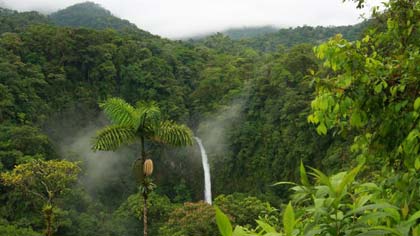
[194,137,212,205]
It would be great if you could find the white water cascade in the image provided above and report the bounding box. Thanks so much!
[194,137,212,205]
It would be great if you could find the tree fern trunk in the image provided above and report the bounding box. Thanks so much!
[140,137,148,236]
[143,192,148,236]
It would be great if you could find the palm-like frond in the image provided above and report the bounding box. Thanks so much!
[100,98,140,128]
[92,125,137,151]
[136,101,162,129]
[153,120,193,146]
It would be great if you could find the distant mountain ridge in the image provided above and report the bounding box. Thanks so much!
[222,26,279,39]
[188,20,372,52]
[49,2,149,34]
[237,20,371,51]
[0,1,370,49]
[0,2,154,37]
[0,7,50,34]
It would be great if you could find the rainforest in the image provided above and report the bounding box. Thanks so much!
[0,0,419,235]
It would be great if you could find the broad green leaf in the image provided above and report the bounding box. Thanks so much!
[316,123,327,135]
[309,167,332,190]
[345,203,398,217]
[283,202,295,236]
[336,163,363,197]
[415,157,420,170]
[413,225,419,236]
[401,201,409,219]
[359,212,399,223]
[319,98,328,110]
[215,206,232,236]
[350,112,363,127]
[300,161,310,186]
[357,226,401,236]
[414,97,420,110]
[233,226,250,236]
[256,220,276,233]
[408,210,420,222]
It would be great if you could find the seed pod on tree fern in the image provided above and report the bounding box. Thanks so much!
[144,159,153,176]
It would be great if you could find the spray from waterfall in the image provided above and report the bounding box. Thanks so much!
[194,137,212,205]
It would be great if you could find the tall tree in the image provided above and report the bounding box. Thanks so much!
[91,97,193,236]
[1,160,80,236]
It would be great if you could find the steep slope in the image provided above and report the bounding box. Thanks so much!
[49,1,150,35]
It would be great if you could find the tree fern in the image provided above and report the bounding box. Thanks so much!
[92,125,137,151]
[154,120,193,146]
[100,98,140,128]
[136,101,162,129]
[92,97,193,236]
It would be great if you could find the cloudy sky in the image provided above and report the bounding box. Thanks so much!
[1,0,382,38]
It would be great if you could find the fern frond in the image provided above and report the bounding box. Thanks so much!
[100,98,140,128]
[153,120,193,146]
[92,125,137,151]
[136,101,162,129]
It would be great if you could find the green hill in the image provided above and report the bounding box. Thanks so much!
[49,1,148,35]
[0,7,50,34]
[191,21,371,52]
[239,21,371,51]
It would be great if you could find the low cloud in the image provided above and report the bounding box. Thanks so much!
[3,0,383,38]
[58,121,136,195]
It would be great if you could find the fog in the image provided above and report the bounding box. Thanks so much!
[47,113,138,196]
[2,0,382,38]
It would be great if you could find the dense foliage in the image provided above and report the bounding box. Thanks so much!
[216,0,420,236]
[233,21,371,52]
[49,2,140,32]
[0,8,49,34]
[2,0,418,236]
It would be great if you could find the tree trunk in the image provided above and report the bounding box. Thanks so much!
[143,192,148,236]
[140,137,148,236]
[43,204,53,236]
[46,215,52,236]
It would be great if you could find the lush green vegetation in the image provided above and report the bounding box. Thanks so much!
[1,0,419,235]
[0,8,49,34]
[215,0,420,235]
[49,2,151,37]
[235,21,372,52]
[191,21,371,52]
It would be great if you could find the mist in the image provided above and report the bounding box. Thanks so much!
[2,0,383,38]
[195,82,252,161]
[58,120,137,196]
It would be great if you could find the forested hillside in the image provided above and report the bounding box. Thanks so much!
[236,20,371,51]
[1,0,419,236]
[49,2,149,36]
[0,8,49,34]
[191,20,371,52]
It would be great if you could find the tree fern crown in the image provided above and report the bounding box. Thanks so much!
[92,98,193,151]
